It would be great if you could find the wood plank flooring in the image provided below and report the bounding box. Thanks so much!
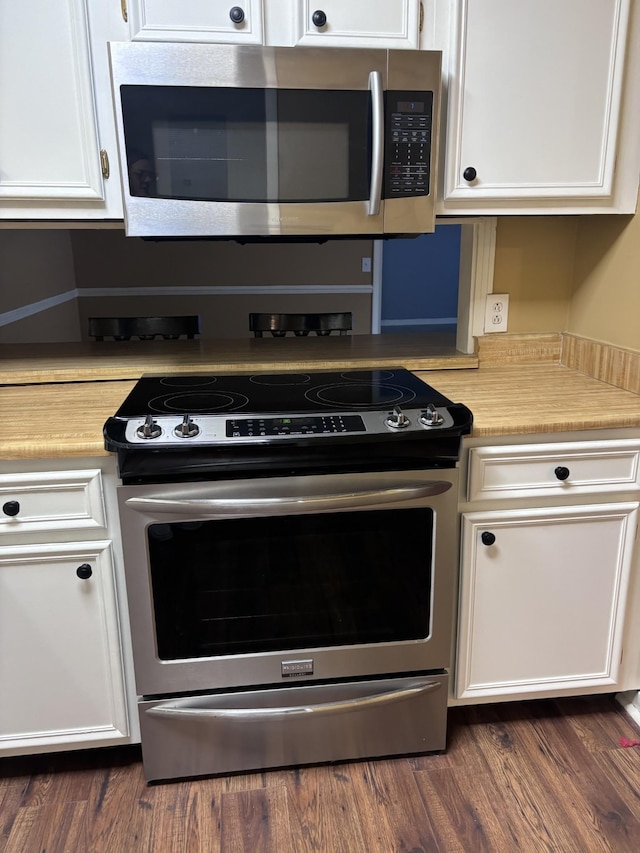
[2,695,640,852]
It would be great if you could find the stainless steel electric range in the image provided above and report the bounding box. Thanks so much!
[104,368,472,782]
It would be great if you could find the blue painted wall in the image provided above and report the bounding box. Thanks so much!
[381,225,461,326]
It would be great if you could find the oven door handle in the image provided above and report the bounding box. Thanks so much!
[145,679,441,722]
[125,481,451,516]
[368,70,384,216]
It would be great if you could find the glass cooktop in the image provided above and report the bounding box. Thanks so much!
[114,368,455,417]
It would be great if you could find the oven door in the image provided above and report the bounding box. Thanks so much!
[117,468,459,697]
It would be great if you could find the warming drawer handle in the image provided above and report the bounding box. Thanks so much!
[145,680,441,722]
[125,481,451,516]
[368,70,384,216]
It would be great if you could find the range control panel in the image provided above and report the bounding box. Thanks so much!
[121,407,454,446]
[227,415,366,438]
[385,90,433,198]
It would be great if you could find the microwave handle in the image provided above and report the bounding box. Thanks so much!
[124,481,452,517]
[368,71,384,216]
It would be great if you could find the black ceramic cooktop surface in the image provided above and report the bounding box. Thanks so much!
[114,368,455,417]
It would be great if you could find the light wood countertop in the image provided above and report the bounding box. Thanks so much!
[1,364,639,460]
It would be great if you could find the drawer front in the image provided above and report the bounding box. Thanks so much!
[468,440,640,502]
[0,470,106,534]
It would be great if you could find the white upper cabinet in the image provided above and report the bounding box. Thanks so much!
[0,0,126,220]
[125,1,421,48]
[292,1,421,49]
[127,0,265,44]
[439,0,640,214]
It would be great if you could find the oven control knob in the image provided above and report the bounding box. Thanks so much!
[175,414,200,438]
[137,414,162,440]
[419,404,444,428]
[385,406,410,430]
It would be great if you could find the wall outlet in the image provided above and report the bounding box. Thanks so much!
[484,293,509,333]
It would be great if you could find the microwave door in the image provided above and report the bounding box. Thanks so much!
[109,44,441,237]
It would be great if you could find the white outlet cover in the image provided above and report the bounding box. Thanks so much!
[484,293,509,333]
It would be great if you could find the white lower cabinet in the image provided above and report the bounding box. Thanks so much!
[457,503,638,700]
[0,541,128,753]
[456,435,640,704]
[0,458,136,756]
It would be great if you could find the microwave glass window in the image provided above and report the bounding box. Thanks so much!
[146,507,433,660]
[120,86,371,203]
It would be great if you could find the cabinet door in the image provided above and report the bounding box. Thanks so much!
[0,1,111,217]
[442,0,633,213]
[0,541,129,754]
[456,502,638,701]
[128,0,264,43]
[293,0,421,49]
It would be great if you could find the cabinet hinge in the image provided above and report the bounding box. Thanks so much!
[419,2,424,32]
[100,150,110,179]
[121,0,128,23]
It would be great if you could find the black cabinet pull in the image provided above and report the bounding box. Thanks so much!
[76,563,93,580]
[229,6,245,24]
[2,500,20,517]
[312,9,327,27]
[554,466,570,481]
[481,531,496,546]
[463,166,477,182]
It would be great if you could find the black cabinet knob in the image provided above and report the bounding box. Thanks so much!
[2,500,20,517]
[312,9,327,27]
[463,166,477,182]
[481,531,496,546]
[76,563,93,580]
[229,6,245,24]
[554,466,570,481]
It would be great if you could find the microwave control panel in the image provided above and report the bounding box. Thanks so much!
[385,91,433,198]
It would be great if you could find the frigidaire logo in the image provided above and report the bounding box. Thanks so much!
[281,659,314,678]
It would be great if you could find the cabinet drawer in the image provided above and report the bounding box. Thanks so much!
[0,470,106,534]
[468,440,640,502]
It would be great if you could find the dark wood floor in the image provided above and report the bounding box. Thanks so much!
[2,695,640,852]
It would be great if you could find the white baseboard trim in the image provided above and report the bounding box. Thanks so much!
[381,317,458,328]
[78,285,373,297]
[615,690,640,728]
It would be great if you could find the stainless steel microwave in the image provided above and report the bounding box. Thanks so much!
[108,42,441,239]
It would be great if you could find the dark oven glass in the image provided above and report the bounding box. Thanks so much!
[147,507,433,660]
[120,86,372,203]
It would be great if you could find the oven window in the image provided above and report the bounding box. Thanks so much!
[120,85,371,203]
[147,508,433,660]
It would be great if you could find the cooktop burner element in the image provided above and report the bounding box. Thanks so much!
[104,368,473,481]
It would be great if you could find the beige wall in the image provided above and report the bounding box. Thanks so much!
[569,210,640,351]
[0,230,76,310]
[70,231,373,288]
[491,201,640,354]
[492,217,578,334]
[0,230,79,343]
